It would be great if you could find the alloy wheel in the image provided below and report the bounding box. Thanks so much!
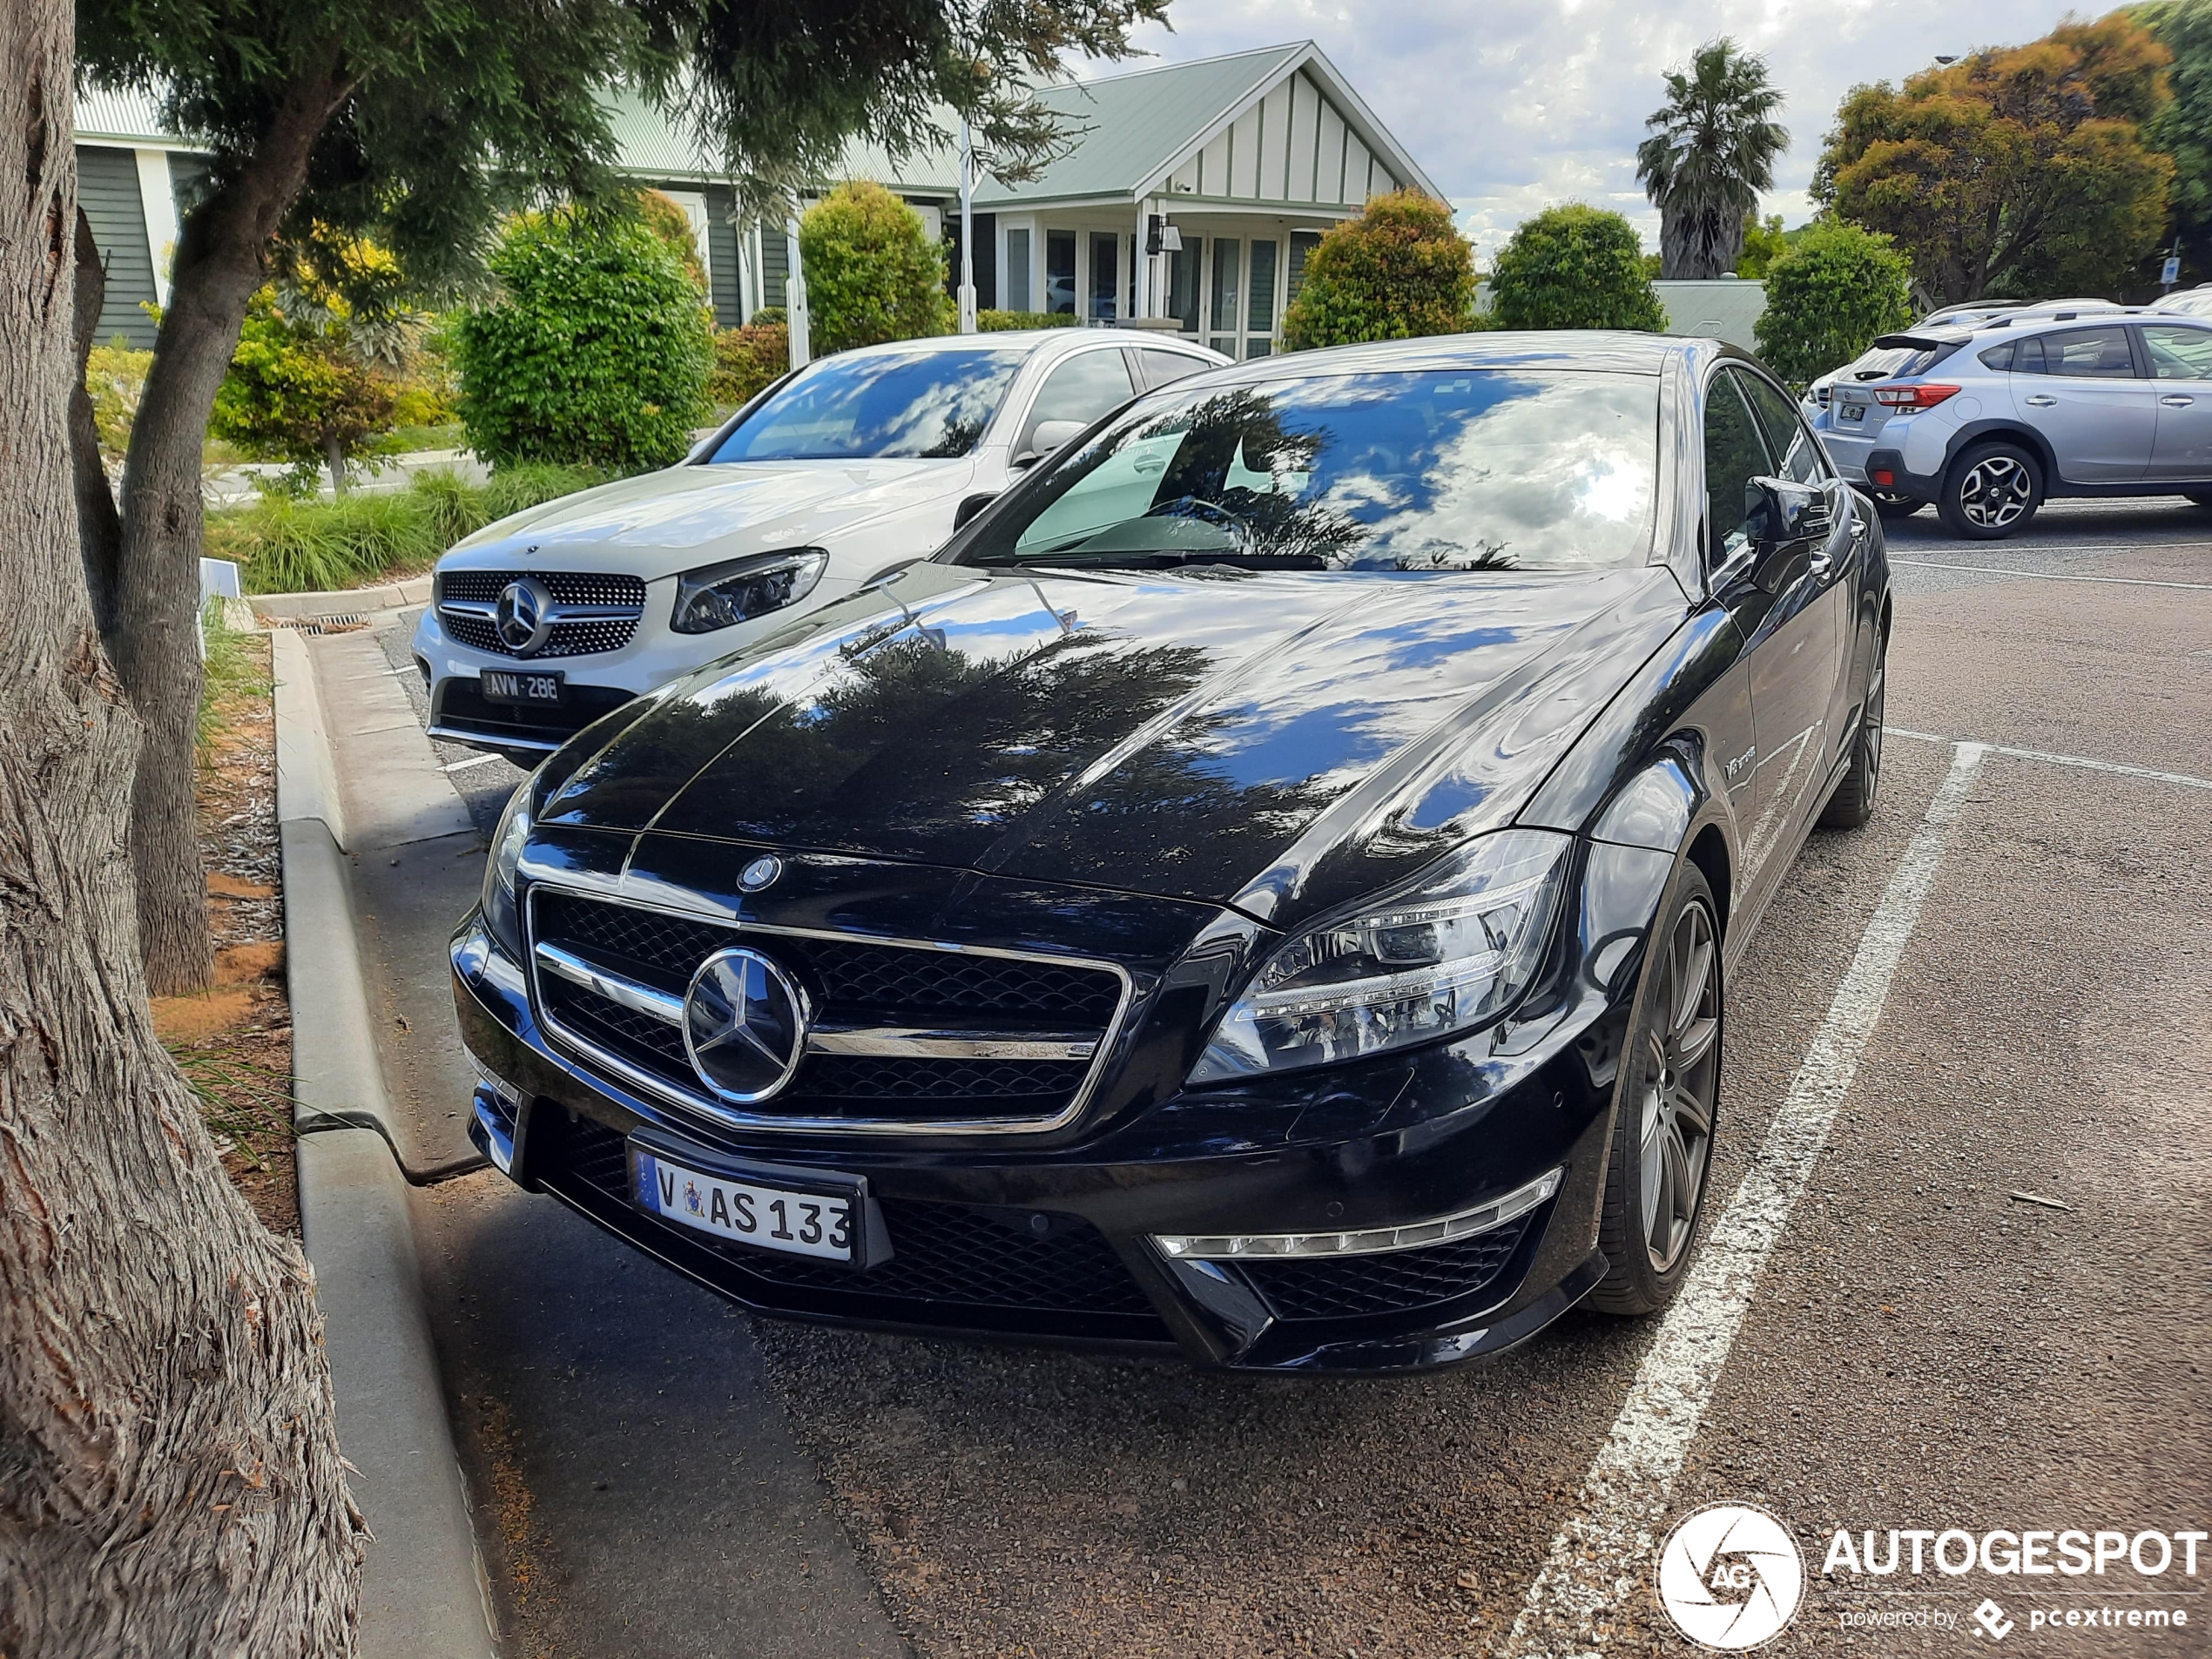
[1635,900,1719,1273]
[1863,656,1885,809]
[1957,455,2033,529]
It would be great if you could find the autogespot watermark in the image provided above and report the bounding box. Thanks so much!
[1656,1510,2208,1650]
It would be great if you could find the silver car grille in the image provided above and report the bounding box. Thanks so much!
[523,887,1134,1136]
[435,570,646,659]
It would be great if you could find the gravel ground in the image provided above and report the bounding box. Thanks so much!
[383,498,2212,1657]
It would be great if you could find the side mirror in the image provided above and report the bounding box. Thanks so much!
[1743,475,1830,552]
[1013,419,1090,469]
[952,492,997,531]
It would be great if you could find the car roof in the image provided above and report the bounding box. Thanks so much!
[828,328,1221,361]
[1170,329,1696,385]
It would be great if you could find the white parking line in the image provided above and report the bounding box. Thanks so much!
[1496,742,1988,1659]
[1883,727,2212,792]
[1890,557,2212,592]
[441,752,508,773]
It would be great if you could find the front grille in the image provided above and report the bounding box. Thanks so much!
[1238,1218,1531,1320]
[549,1112,1165,1335]
[435,570,647,659]
[529,889,1126,1127]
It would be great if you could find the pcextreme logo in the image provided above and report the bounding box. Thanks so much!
[1657,1503,1807,1650]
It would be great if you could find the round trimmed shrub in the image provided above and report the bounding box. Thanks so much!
[798,181,951,354]
[453,206,713,471]
[1488,205,1666,331]
[1280,189,1476,349]
[1753,220,1913,386]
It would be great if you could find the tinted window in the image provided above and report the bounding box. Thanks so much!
[2141,324,2212,380]
[1022,350,1135,447]
[711,348,1024,462]
[959,370,1661,575]
[1844,341,1955,381]
[1738,371,1828,484]
[1137,349,1211,390]
[1979,341,2016,371]
[2029,326,2136,378]
[1703,371,1771,565]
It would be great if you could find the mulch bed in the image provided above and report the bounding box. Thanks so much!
[153,630,299,1235]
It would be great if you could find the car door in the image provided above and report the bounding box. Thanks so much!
[1696,368,1779,887]
[2006,324,2156,482]
[2137,322,2212,482]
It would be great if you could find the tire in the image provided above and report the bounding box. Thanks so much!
[1936,441,2041,539]
[1818,628,1886,830]
[1589,864,1722,1317]
[1870,490,1923,520]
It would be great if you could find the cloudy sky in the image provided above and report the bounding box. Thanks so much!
[1086,0,2083,257]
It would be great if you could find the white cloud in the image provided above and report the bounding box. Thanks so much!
[1087,1,2080,249]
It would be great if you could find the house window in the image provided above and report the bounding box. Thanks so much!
[1006,228,1032,314]
[1209,238,1240,356]
[1248,239,1278,345]
[1047,230,1077,316]
[1168,247,1200,334]
[1089,232,1119,321]
[1287,231,1323,305]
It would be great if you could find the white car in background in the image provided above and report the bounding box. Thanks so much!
[414,329,1227,759]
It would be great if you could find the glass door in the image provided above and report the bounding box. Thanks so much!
[1245,239,1278,358]
[1089,232,1120,322]
[1208,238,1241,358]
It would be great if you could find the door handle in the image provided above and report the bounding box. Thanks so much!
[2023,395,2058,408]
[2161,395,2196,407]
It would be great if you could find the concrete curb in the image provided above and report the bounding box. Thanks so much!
[273,627,498,1659]
[254,575,434,620]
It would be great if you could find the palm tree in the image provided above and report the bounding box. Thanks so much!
[1637,39,1790,280]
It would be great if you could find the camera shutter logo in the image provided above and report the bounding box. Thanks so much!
[1657,1503,1806,1650]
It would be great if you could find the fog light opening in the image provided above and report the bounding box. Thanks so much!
[1152,1166,1563,1261]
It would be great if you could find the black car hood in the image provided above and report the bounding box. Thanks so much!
[543,560,1689,928]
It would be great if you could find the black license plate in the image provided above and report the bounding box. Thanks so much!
[480,668,564,705]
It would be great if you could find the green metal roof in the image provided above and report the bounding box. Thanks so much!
[973,44,1305,206]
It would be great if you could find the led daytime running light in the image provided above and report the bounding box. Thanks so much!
[1153,1167,1562,1261]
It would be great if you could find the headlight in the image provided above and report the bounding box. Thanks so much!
[671,548,828,634]
[481,779,534,956]
[1189,829,1571,1082]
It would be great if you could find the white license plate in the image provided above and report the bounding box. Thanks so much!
[481,668,563,705]
[1839,402,1867,424]
[632,1149,855,1262]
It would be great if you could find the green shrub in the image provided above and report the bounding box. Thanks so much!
[86,340,152,458]
[977,309,1077,331]
[1753,220,1913,386]
[211,287,397,489]
[1489,205,1667,332]
[637,189,709,294]
[708,321,790,407]
[748,306,786,327]
[1280,191,1476,349]
[207,463,615,594]
[798,181,952,354]
[453,206,713,471]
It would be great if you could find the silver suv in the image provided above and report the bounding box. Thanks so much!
[1808,310,2212,538]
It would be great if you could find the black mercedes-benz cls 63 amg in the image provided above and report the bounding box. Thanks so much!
[452,332,1890,1372]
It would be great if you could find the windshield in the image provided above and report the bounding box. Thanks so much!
[954,369,1659,575]
[710,347,1026,462]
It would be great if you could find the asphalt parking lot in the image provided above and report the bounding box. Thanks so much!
[376,496,2212,1657]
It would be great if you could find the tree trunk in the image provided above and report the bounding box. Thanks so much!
[0,12,366,1657]
[70,208,123,637]
[325,430,348,496]
[110,67,346,995]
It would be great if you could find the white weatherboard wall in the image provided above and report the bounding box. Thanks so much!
[1159,70,1399,208]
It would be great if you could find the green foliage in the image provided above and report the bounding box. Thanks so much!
[1489,205,1668,331]
[1737,212,1792,279]
[1752,220,1914,385]
[1817,16,2175,304]
[708,322,791,407]
[454,207,714,470]
[211,288,398,488]
[749,307,787,327]
[798,182,952,354]
[977,309,1078,330]
[194,599,268,760]
[2134,0,2212,281]
[637,190,710,293]
[1279,191,1476,349]
[1637,38,1789,279]
[86,341,153,458]
[206,463,614,593]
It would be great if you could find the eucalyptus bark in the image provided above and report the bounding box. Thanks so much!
[0,10,367,1654]
[110,66,346,995]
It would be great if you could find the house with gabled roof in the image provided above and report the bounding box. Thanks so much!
[74,40,1440,360]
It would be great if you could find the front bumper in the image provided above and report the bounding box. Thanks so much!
[449,857,1650,1372]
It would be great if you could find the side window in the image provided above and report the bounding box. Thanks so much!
[1020,350,1135,451]
[2140,324,2212,381]
[1136,348,1209,390]
[2032,325,2136,378]
[1738,372,1830,484]
[1979,341,2015,372]
[1703,370,1774,567]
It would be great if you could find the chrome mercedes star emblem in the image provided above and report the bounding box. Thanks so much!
[682,947,810,1103]
[494,576,554,655]
[738,855,782,892]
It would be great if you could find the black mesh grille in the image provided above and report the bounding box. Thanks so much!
[1238,1219,1531,1320]
[529,892,1123,1122]
[442,611,640,659]
[553,1113,1157,1320]
[439,570,647,607]
[432,679,634,745]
